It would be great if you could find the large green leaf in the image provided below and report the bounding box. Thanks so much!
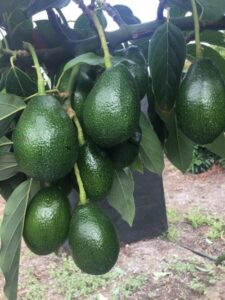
[107,169,135,226]
[0,93,25,138]
[187,44,225,82]
[0,179,39,300]
[0,153,19,181]
[148,21,186,112]
[0,136,13,153]
[0,179,40,300]
[162,111,195,172]
[206,133,225,158]
[139,113,164,175]
[201,30,225,48]
[198,0,225,21]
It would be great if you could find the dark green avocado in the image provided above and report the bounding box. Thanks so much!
[176,58,225,145]
[13,95,79,182]
[23,187,71,255]
[83,64,140,147]
[69,202,120,275]
[71,71,94,123]
[107,128,142,169]
[77,141,114,200]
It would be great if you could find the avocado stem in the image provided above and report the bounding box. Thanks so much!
[74,163,88,205]
[73,114,85,146]
[23,42,46,96]
[190,0,203,59]
[66,66,86,146]
[89,10,112,69]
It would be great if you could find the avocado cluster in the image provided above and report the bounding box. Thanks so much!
[12,46,146,275]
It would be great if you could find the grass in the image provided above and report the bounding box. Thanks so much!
[167,258,225,296]
[166,208,182,242]
[49,253,124,299]
[167,208,183,224]
[16,250,149,300]
[189,278,206,295]
[19,266,45,300]
[166,225,181,242]
[185,208,225,240]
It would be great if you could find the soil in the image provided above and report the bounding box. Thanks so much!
[0,160,225,299]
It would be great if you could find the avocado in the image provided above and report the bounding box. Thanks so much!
[23,187,71,255]
[69,202,119,275]
[77,141,114,200]
[71,71,94,123]
[13,95,79,182]
[83,64,140,147]
[176,58,225,145]
[107,128,142,169]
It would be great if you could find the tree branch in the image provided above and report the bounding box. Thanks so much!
[157,0,167,21]
[103,3,126,27]
[4,15,225,66]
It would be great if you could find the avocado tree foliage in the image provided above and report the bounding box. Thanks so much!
[0,0,225,298]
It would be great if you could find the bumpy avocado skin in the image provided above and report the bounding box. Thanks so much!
[83,64,140,147]
[23,187,71,255]
[176,58,225,145]
[13,95,79,182]
[108,128,142,169]
[69,203,120,275]
[77,141,114,200]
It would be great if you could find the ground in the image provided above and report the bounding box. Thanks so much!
[0,160,225,300]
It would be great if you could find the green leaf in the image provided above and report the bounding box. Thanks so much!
[0,93,25,138]
[206,133,225,158]
[75,9,107,37]
[0,0,30,14]
[201,30,225,48]
[130,155,144,174]
[139,113,164,175]
[187,44,225,82]
[0,153,19,181]
[0,117,15,138]
[0,173,26,200]
[114,4,141,24]
[0,136,13,152]
[198,0,225,21]
[0,93,26,121]
[167,0,192,11]
[107,168,135,226]
[0,178,40,300]
[5,66,37,98]
[149,22,186,112]
[162,111,195,172]
[56,53,104,89]
[56,52,127,90]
